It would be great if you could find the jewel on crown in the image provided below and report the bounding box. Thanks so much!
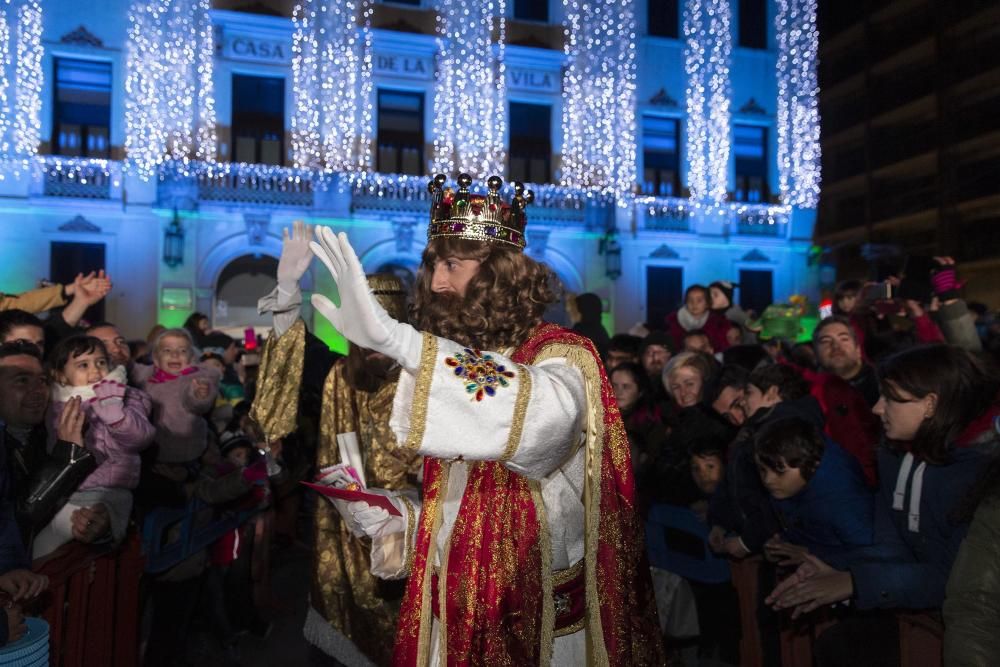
[427,173,534,250]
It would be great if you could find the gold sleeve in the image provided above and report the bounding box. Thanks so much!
[251,318,307,441]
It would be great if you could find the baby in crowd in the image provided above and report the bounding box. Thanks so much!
[36,335,156,558]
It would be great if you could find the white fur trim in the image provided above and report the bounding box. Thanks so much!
[51,365,128,403]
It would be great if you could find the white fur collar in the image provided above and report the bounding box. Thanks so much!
[677,306,709,331]
[51,365,128,403]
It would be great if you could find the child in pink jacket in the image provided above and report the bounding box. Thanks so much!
[131,328,220,472]
[35,335,156,558]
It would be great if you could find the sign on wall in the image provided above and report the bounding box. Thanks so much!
[506,67,560,94]
[222,32,291,65]
[374,54,434,80]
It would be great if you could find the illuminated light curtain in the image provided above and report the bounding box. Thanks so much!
[560,0,638,197]
[776,0,821,208]
[684,0,732,204]
[430,0,507,177]
[0,0,42,177]
[291,0,374,172]
[124,0,216,179]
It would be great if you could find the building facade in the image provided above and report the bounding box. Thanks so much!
[815,1,999,306]
[0,0,820,348]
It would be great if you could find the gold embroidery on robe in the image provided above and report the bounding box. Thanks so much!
[311,360,421,666]
[253,320,420,666]
[251,318,306,441]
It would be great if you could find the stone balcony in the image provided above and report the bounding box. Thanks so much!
[26,157,795,238]
[635,195,791,238]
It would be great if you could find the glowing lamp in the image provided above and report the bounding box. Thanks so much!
[600,232,622,281]
[163,208,185,268]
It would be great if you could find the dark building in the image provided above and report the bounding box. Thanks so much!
[815,0,1000,306]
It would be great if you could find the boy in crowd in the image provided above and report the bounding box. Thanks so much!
[755,417,874,566]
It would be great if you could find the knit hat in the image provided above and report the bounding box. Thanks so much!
[709,280,736,308]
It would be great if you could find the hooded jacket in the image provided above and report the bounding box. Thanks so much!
[844,420,998,610]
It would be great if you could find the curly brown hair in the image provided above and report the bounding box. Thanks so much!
[411,237,557,350]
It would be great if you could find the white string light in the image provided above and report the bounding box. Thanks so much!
[430,0,507,177]
[684,0,731,204]
[291,0,374,172]
[776,0,821,208]
[0,0,42,178]
[560,0,637,199]
[0,5,14,169]
[195,0,217,164]
[124,0,216,179]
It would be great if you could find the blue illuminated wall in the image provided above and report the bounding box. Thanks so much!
[0,0,817,341]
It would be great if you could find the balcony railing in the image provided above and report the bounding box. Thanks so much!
[349,172,605,228]
[169,162,316,207]
[732,204,789,236]
[27,157,796,239]
[636,196,693,232]
[39,156,120,199]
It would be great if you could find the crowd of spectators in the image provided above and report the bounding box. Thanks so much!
[3,252,1000,666]
[574,256,1000,666]
[0,277,286,665]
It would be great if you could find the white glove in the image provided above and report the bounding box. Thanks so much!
[277,220,314,293]
[347,490,407,540]
[317,463,366,537]
[309,227,423,371]
[316,464,355,488]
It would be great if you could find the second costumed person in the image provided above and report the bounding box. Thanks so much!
[252,222,422,666]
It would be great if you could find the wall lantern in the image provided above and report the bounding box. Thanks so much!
[599,231,622,281]
[163,207,185,268]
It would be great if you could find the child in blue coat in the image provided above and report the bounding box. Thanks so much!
[754,417,874,566]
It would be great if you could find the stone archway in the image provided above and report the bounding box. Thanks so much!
[215,254,279,329]
[195,232,316,327]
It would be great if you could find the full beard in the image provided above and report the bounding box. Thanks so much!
[414,291,482,349]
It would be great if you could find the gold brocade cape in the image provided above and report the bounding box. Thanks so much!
[252,320,421,665]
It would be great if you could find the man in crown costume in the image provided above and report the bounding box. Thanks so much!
[311,174,664,666]
[252,221,422,665]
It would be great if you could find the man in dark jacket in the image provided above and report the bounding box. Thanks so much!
[0,343,111,549]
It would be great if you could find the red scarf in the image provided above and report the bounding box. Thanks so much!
[148,366,198,384]
[393,324,663,666]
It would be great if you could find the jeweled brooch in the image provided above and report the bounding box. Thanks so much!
[444,348,516,402]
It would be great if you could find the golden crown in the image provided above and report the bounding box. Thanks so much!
[427,173,534,250]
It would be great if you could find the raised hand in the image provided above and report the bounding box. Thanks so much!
[75,270,112,306]
[191,378,212,401]
[91,378,127,425]
[309,227,422,370]
[277,220,314,290]
[57,396,86,445]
